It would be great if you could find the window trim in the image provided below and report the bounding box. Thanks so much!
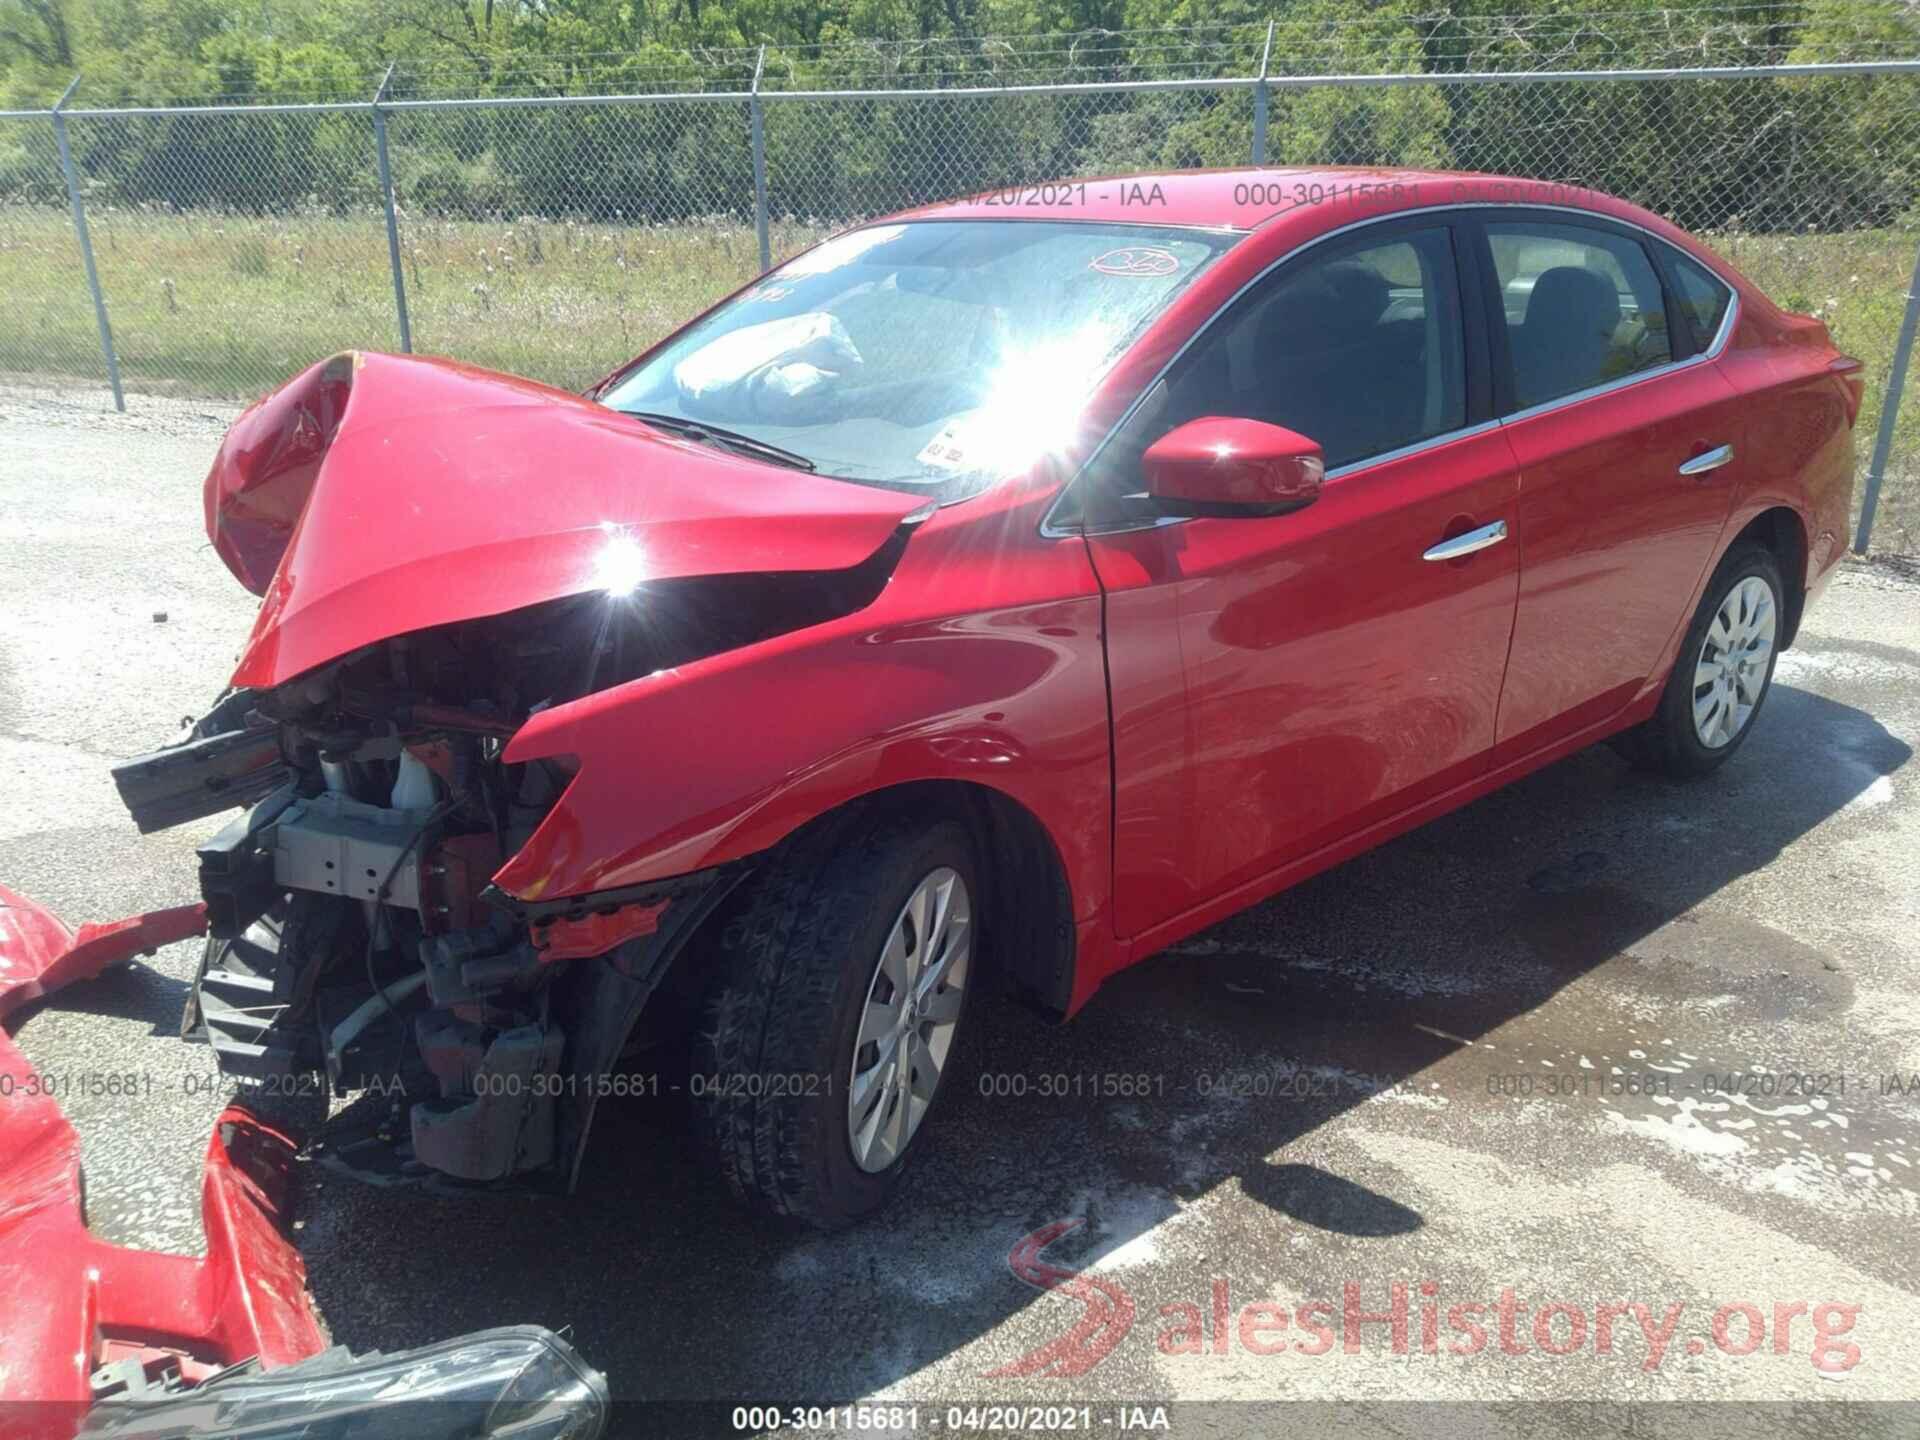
[1043,201,1738,539]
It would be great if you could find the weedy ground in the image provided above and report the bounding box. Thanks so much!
[0,204,832,397]
[0,203,1914,550]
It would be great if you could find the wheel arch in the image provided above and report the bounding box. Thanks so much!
[694,779,1080,1023]
[866,780,1078,1021]
[1726,504,1809,648]
[547,775,1081,1198]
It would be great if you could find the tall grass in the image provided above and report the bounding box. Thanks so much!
[1715,228,1920,552]
[1,202,830,399]
[0,202,1913,548]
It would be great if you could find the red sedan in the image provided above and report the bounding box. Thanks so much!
[64,168,1860,1239]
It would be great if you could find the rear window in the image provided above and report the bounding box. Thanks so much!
[1666,249,1735,353]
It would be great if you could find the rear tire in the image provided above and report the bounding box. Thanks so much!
[1614,541,1784,778]
[691,806,977,1230]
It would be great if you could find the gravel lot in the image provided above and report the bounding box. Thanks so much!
[3,383,1918,1436]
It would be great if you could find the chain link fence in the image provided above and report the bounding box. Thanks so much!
[1,112,108,404]
[383,97,763,389]
[2,42,1919,549]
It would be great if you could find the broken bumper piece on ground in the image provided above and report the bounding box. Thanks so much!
[0,886,608,1440]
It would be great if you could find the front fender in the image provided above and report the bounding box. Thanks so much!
[495,509,1111,924]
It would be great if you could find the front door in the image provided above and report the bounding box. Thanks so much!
[1080,220,1522,940]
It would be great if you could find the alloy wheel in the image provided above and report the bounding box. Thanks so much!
[846,866,971,1173]
[1692,574,1777,749]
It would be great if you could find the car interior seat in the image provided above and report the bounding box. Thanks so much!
[1513,265,1622,407]
[1249,262,1428,466]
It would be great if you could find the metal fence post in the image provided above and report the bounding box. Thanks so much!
[372,66,414,353]
[1854,235,1920,553]
[751,47,772,273]
[1251,21,1274,165]
[51,76,124,412]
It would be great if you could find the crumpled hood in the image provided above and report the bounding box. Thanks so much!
[209,352,924,688]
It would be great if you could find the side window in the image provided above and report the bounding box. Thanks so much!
[1085,226,1466,526]
[1487,222,1672,410]
[1665,248,1735,354]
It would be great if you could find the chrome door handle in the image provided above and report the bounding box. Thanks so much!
[1678,443,1734,476]
[1423,519,1508,562]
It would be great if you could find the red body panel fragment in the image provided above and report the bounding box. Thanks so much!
[0,890,327,1440]
[0,887,209,1022]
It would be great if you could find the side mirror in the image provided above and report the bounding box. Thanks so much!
[1142,417,1325,518]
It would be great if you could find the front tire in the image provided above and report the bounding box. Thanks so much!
[692,807,977,1229]
[1615,540,1784,778]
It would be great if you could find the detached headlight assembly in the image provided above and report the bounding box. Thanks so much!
[78,1326,608,1440]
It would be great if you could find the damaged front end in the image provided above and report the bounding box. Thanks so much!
[116,598,760,1195]
[105,350,922,1196]
[1,347,936,1430]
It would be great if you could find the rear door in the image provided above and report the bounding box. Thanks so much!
[1470,211,1746,760]
[1080,217,1523,940]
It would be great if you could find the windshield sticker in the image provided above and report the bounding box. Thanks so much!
[916,412,986,472]
[917,428,971,470]
[1090,247,1180,278]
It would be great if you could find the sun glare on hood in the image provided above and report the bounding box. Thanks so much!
[591,524,650,599]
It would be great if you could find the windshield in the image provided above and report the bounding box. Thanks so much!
[599,220,1238,500]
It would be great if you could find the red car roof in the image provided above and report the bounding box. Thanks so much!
[898,165,1674,240]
